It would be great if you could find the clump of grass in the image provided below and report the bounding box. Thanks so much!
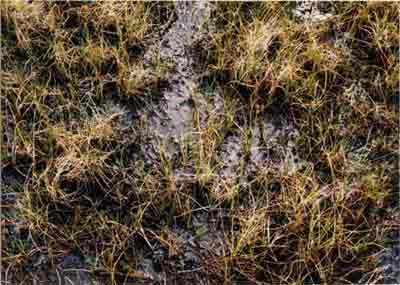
[49,111,120,184]
[117,63,163,98]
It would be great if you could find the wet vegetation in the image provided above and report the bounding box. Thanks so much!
[1,1,399,284]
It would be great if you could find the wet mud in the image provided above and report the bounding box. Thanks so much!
[218,112,305,182]
[135,211,228,283]
[379,235,400,284]
[293,1,334,22]
[143,1,210,144]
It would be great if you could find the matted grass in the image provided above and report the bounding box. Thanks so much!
[1,1,399,284]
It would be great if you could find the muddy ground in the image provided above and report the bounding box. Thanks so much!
[1,1,399,284]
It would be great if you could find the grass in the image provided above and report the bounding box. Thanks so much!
[1,1,399,284]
